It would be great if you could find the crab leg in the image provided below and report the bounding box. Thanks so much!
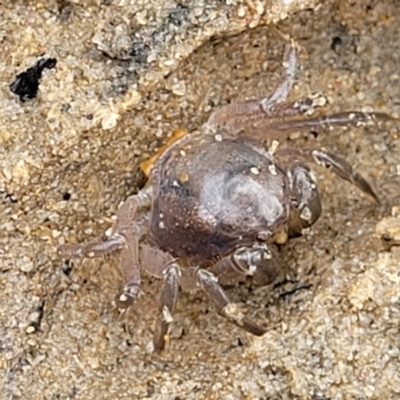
[153,262,180,351]
[206,43,298,132]
[57,235,125,258]
[58,188,152,308]
[275,148,379,202]
[191,268,266,336]
[252,110,395,136]
[115,233,141,308]
[139,244,181,350]
[260,42,297,110]
[205,30,394,137]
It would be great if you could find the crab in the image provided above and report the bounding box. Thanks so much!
[58,39,392,350]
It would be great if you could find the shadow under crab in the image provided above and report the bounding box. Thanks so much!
[58,37,393,351]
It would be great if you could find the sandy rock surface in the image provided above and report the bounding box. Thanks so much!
[1,1,400,399]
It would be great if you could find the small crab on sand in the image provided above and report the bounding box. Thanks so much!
[58,36,393,350]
